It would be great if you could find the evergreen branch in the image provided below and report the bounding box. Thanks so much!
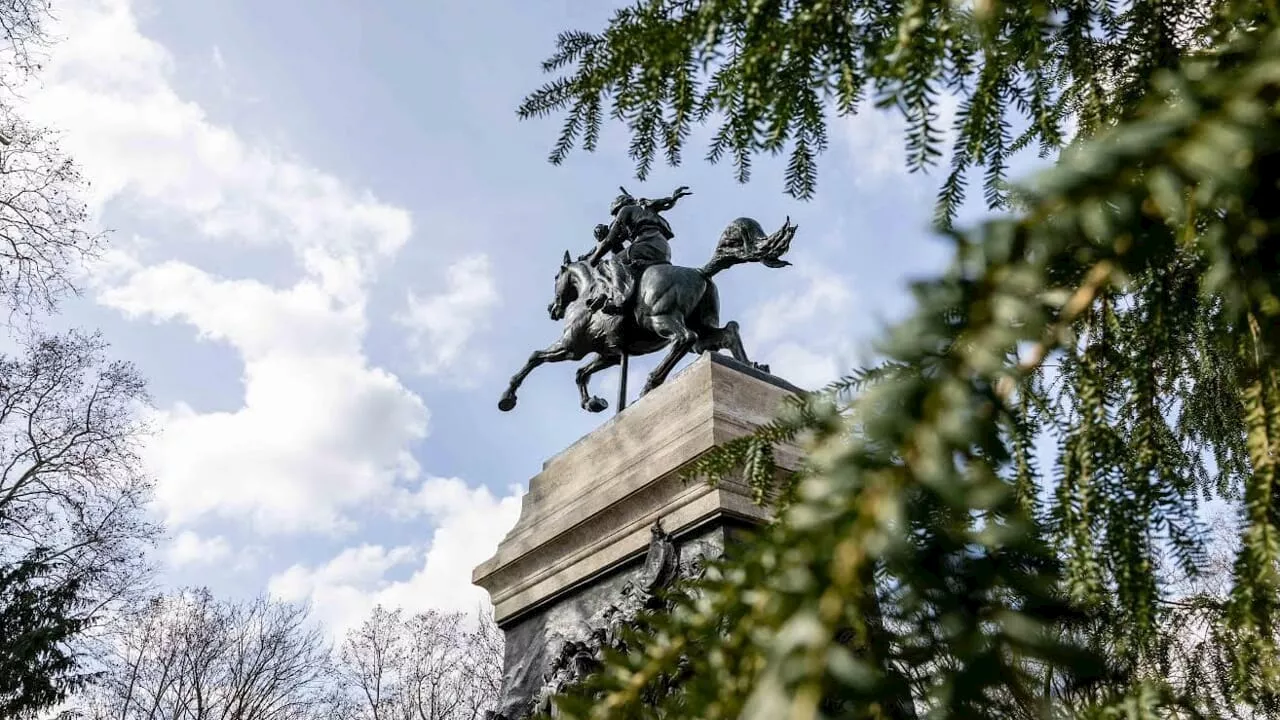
[548,24,1280,719]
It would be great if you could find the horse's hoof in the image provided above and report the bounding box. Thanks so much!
[753,362,770,374]
[584,397,608,413]
[498,395,517,412]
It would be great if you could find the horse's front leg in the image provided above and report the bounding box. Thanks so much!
[498,343,575,412]
[575,353,622,413]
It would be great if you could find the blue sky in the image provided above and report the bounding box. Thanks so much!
[20,0,1037,637]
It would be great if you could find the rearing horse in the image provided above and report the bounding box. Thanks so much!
[498,216,797,413]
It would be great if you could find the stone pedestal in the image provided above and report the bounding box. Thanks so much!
[474,353,803,718]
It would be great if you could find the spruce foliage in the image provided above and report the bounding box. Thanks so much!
[519,0,1260,225]
[523,1,1280,717]
[0,551,95,719]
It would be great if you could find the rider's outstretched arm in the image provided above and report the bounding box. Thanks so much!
[588,210,631,264]
[645,196,677,212]
[643,186,691,213]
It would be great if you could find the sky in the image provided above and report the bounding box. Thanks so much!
[15,0,1040,640]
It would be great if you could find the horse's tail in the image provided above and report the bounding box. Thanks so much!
[698,217,798,278]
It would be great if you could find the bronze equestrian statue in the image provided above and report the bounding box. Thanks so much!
[498,186,797,414]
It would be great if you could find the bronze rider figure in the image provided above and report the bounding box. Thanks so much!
[584,186,693,315]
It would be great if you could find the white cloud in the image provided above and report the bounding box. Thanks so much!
[166,530,232,568]
[98,257,428,532]
[22,0,428,534]
[750,263,856,348]
[25,0,410,263]
[841,104,910,186]
[269,477,522,639]
[748,263,859,390]
[397,254,499,379]
[839,94,960,186]
[269,543,420,631]
[765,343,844,391]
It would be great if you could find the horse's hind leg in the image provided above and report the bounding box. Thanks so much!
[694,321,749,362]
[694,321,769,373]
[498,342,577,411]
[576,353,622,413]
[640,313,697,396]
[690,284,770,373]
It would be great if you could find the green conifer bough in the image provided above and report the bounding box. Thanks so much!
[521,2,1280,717]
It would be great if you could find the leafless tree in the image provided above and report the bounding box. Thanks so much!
[334,606,503,720]
[463,605,503,719]
[0,108,101,322]
[0,0,138,618]
[337,606,404,720]
[73,588,334,720]
[0,0,55,94]
[0,0,104,324]
[0,0,147,636]
[0,330,157,612]
[0,0,149,714]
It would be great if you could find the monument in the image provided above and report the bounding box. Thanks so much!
[477,186,804,718]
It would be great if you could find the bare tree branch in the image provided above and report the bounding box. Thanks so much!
[333,607,503,720]
[72,589,334,720]
[0,331,157,612]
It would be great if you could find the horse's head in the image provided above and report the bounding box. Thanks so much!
[549,250,583,321]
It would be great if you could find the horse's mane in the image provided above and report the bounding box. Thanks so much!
[560,260,596,303]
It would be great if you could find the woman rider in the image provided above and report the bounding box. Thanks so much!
[585,186,692,314]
